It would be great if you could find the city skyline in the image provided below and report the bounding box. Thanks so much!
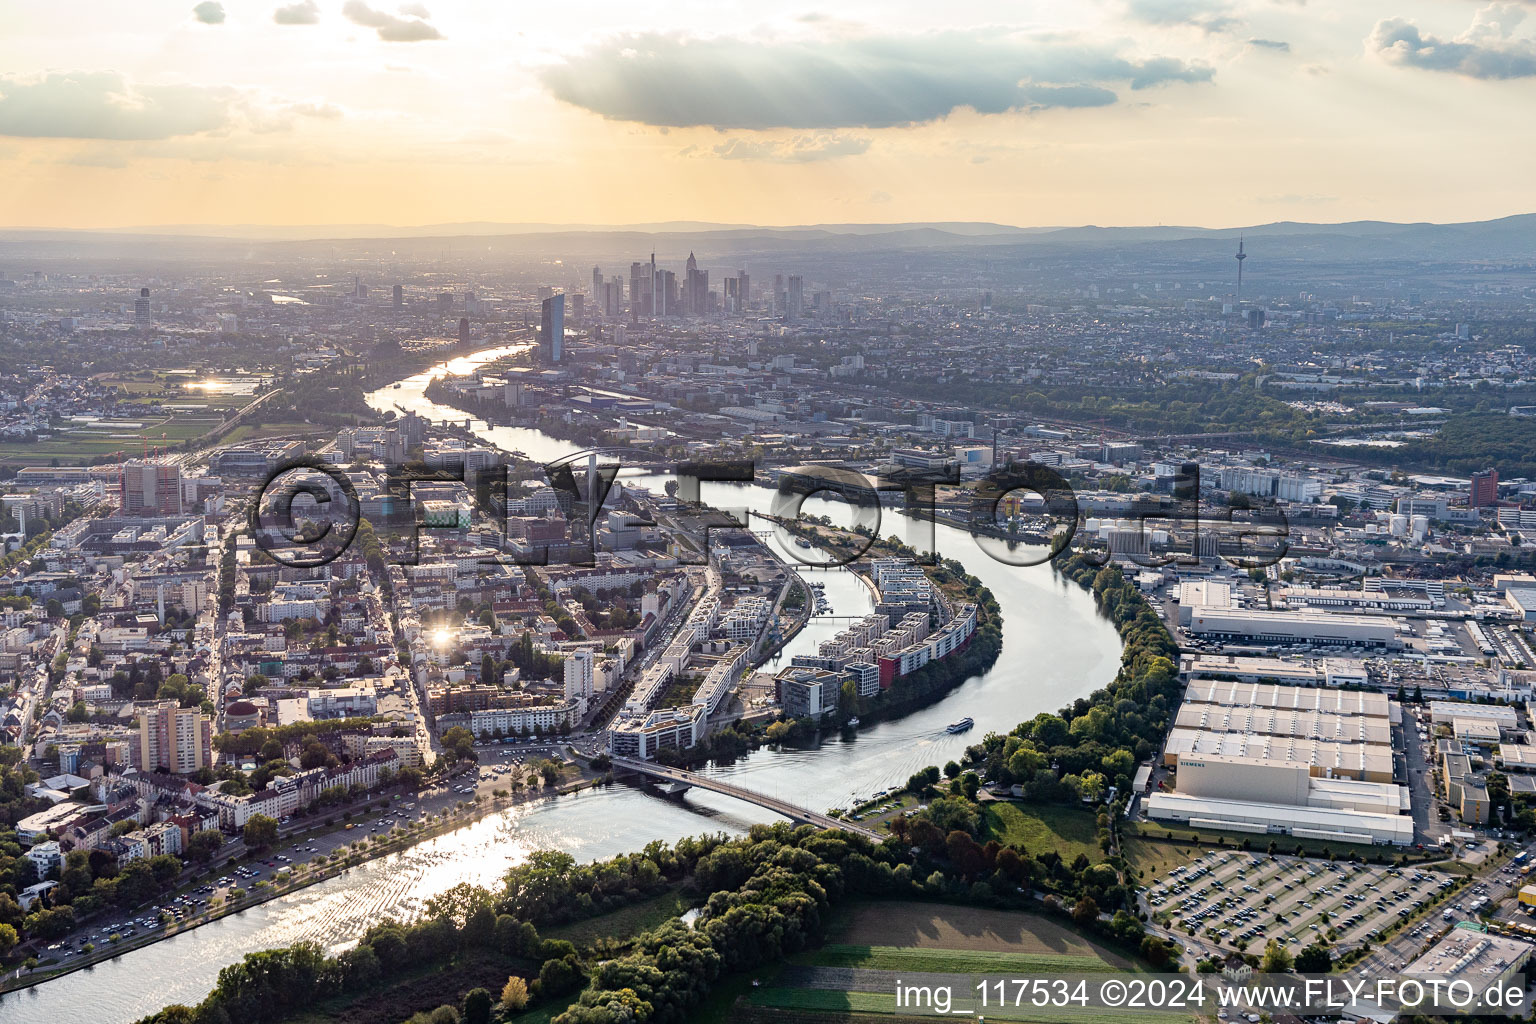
[2,0,1535,229]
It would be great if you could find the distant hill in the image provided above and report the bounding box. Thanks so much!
[1,213,1533,262]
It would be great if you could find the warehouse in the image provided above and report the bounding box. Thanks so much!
[1180,654,1320,686]
[1172,704,1393,745]
[1184,607,1400,648]
[1146,752,1413,846]
[1185,679,1393,718]
[1162,679,1398,782]
[1160,731,1395,781]
[1429,701,1519,729]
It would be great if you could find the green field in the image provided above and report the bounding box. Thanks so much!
[798,944,1123,975]
[1121,836,1203,884]
[981,801,1101,863]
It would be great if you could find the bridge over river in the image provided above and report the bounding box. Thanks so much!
[611,757,885,842]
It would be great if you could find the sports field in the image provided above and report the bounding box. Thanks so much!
[726,901,1204,1023]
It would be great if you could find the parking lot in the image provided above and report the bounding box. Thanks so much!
[1150,850,1458,953]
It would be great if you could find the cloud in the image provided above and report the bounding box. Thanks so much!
[193,2,226,25]
[342,1,442,42]
[1126,0,1238,34]
[709,133,871,162]
[273,1,319,25]
[0,71,230,140]
[1248,38,1291,52]
[539,30,1213,130]
[1370,7,1536,79]
[398,2,431,17]
[285,101,344,119]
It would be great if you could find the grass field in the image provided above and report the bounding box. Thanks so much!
[820,902,1136,968]
[798,944,1125,975]
[981,801,1101,864]
[1121,836,1203,885]
[218,420,333,445]
[542,888,693,947]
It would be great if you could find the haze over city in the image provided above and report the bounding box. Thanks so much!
[2,0,1536,228]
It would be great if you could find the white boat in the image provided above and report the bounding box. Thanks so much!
[946,717,974,734]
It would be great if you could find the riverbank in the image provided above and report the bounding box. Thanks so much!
[1,762,607,996]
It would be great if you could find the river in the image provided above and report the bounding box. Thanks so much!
[2,346,1121,1023]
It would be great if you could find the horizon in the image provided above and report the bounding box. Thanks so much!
[4,209,1536,241]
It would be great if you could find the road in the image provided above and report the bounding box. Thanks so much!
[19,737,587,977]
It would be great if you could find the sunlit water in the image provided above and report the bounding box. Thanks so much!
[5,348,1121,1023]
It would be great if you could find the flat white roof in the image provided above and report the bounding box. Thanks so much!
[1147,792,1413,845]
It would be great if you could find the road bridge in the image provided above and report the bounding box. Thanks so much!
[610,757,884,842]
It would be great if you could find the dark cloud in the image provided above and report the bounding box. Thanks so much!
[1126,0,1239,34]
[0,71,229,140]
[539,30,1213,130]
[342,1,442,42]
[193,2,226,25]
[710,134,871,162]
[273,1,319,25]
[1248,38,1291,52]
[1371,10,1536,79]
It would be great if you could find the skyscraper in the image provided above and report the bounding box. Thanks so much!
[564,648,594,703]
[787,275,804,319]
[120,461,182,516]
[571,293,584,323]
[683,252,708,315]
[393,284,403,309]
[540,293,564,364]
[134,287,151,327]
[138,701,213,774]
[592,266,602,301]
[1471,468,1499,507]
[629,261,648,321]
[458,316,470,347]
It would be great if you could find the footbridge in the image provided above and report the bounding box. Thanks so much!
[610,757,885,842]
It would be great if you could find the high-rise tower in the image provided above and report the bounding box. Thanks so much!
[1235,236,1247,304]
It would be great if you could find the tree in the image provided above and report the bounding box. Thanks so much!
[462,987,493,1024]
[243,814,279,851]
[500,975,529,1012]
[1072,895,1100,926]
[188,829,224,863]
[0,922,16,957]
[1260,938,1294,974]
[1295,943,1333,973]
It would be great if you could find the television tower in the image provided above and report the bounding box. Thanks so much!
[1234,236,1247,305]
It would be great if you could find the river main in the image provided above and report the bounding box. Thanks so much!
[1,347,1121,1023]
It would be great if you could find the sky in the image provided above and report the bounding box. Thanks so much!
[0,0,1533,230]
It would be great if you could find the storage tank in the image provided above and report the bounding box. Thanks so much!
[1411,515,1429,542]
[1389,514,1408,537]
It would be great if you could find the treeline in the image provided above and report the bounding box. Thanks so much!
[136,897,579,1024]
[139,805,1179,1024]
[969,553,1181,801]
[1360,412,1536,478]
[213,716,385,757]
